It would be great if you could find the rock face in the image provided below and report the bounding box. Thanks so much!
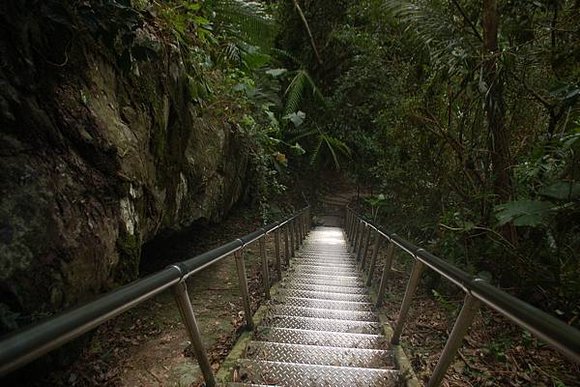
[0,2,249,333]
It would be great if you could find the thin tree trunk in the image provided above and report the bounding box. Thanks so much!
[292,0,323,65]
[482,0,517,244]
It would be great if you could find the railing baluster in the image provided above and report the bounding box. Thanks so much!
[366,233,383,287]
[173,281,216,387]
[428,293,481,387]
[289,220,296,258]
[376,240,395,307]
[391,259,425,344]
[359,227,372,269]
[353,220,361,254]
[356,223,367,261]
[274,228,281,280]
[284,223,291,265]
[259,236,270,300]
[351,219,360,251]
[234,249,254,330]
[294,218,300,249]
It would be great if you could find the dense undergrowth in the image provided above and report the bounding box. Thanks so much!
[276,0,579,327]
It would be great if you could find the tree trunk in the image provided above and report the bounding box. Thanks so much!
[482,0,517,244]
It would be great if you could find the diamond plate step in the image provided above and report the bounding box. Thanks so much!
[236,360,401,386]
[276,289,371,303]
[285,273,364,287]
[269,305,377,322]
[229,384,276,387]
[255,327,388,349]
[272,296,373,311]
[287,269,358,278]
[289,265,360,276]
[245,341,394,369]
[262,315,380,334]
[280,281,368,295]
[298,250,352,256]
[291,260,358,268]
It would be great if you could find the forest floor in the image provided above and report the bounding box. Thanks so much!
[374,251,580,386]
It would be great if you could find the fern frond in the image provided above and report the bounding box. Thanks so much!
[284,69,307,115]
[270,48,301,66]
[309,136,323,166]
[209,0,277,49]
[289,128,319,143]
[384,0,477,76]
[283,68,326,115]
[304,70,326,107]
[222,41,243,65]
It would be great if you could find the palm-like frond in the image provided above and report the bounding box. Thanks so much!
[284,69,307,115]
[222,41,243,65]
[284,69,326,116]
[384,0,477,76]
[290,127,351,170]
[321,133,351,170]
[209,0,277,49]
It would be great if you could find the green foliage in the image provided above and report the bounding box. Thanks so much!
[283,69,325,116]
[278,0,580,321]
[494,200,555,227]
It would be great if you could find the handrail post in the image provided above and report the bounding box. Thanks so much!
[173,281,216,387]
[366,233,382,287]
[234,249,254,330]
[359,227,372,270]
[289,220,296,258]
[274,228,282,280]
[428,293,481,387]
[284,224,291,265]
[353,220,362,254]
[391,259,425,344]
[345,210,351,237]
[350,218,359,253]
[294,219,300,250]
[356,223,367,262]
[259,236,270,300]
[376,240,395,307]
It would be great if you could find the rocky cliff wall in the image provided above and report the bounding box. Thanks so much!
[0,1,249,333]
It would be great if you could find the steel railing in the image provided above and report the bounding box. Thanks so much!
[346,208,580,387]
[0,207,311,387]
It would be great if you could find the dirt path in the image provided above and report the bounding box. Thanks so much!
[33,206,286,386]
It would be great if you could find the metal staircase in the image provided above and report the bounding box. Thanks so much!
[230,226,403,386]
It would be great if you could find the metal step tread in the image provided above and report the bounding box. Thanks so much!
[276,288,370,303]
[288,267,360,277]
[272,295,373,311]
[288,268,360,278]
[290,260,358,269]
[269,305,377,322]
[280,282,368,295]
[235,360,401,387]
[261,315,380,334]
[284,274,364,287]
[255,327,389,349]
[244,341,395,369]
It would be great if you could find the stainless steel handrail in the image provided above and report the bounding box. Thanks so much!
[0,206,311,386]
[346,208,580,386]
